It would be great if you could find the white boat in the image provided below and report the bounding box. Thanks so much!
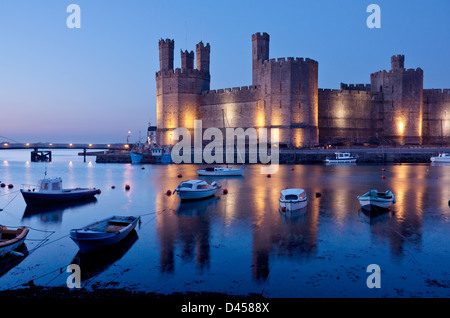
[324,152,357,164]
[173,180,221,200]
[430,153,450,162]
[20,177,100,205]
[197,166,245,176]
[357,190,395,208]
[0,226,29,257]
[279,189,308,212]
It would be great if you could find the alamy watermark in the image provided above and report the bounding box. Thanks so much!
[170,120,280,174]
[366,4,381,29]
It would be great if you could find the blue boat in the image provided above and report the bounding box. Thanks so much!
[20,177,100,205]
[70,215,140,254]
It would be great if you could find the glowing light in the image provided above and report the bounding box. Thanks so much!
[69,143,73,147]
[49,143,53,146]
[89,144,92,147]
[3,143,8,146]
[107,144,111,147]
[124,144,130,149]
[398,122,405,135]
[25,143,30,147]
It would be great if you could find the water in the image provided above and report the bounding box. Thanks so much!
[1,150,450,297]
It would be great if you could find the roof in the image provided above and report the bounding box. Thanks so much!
[281,188,305,195]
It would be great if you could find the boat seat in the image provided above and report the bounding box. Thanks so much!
[104,225,126,233]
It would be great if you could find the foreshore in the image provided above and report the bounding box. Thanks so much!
[92,147,450,164]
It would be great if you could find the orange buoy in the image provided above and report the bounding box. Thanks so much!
[290,168,294,171]
[223,189,228,194]
[0,183,5,188]
[381,175,386,179]
[381,168,386,171]
[125,184,131,190]
[141,167,145,170]
[7,184,13,189]
[111,185,116,189]
[281,207,286,212]
[97,189,101,194]
[267,174,271,178]
[315,192,321,198]
[177,174,182,178]
[166,190,172,196]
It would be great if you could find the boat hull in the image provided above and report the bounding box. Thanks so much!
[70,216,139,254]
[325,159,357,164]
[197,168,245,176]
[357,198,394,208]
[21,189,99,205]
[430,157,450,163]
[130,152,143,164]
[177,189,217,200]
[279,199,307,212]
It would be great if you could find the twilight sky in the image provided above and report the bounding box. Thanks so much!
[0,0,449,143]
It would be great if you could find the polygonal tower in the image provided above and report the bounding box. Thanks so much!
[156,39,211,146]
[371,55,423,144]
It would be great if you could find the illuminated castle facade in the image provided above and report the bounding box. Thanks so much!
[156,33,450,147]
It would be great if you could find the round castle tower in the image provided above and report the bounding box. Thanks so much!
[252,32,319,147]
[156,39,210,146]
[370,55,423,144]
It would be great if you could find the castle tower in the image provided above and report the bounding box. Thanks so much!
[159,39,174,71]
[252,32,318,147]
[252,32,270,86]
[156,39,211,146]
[371,54,423,144]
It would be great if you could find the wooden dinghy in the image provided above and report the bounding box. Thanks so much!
[70,216,140,254]
[0,226,29,258]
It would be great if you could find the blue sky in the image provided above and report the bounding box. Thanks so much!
[0,0,449,143]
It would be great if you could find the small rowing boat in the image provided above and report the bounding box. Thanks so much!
[0,226,29,258]
[357,189,395,208]
[70,216,140,254]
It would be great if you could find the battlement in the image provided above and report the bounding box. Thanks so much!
[261,57,318,68]
[202,85,259,96]
[340,83,371,91]
[159,38,174,47]
[423,89,450,99]
[318,88,372,96]
[156,68,209,78]
[371,67,423,78]
[252,32,270,40]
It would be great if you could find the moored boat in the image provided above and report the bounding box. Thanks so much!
[324,152,357,164]
[0,226,29,258]
[357,189,395,208]
[173,180,221,200]
[430,153,450,162]
[20,177,100,205]
[70,215,140,254]
[279,188,308,212]
[197,166,245,176]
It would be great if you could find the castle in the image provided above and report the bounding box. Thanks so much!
[156,33,450,147]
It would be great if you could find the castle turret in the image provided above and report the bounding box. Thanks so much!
[252,32,270,86]
[159,39,174,71]
[181,50,194,70]
[371,55,423,144]
[196,41,210,74]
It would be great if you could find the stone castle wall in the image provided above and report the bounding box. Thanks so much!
[156,33,449,147]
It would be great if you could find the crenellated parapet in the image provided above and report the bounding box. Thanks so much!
[202,85,260,105]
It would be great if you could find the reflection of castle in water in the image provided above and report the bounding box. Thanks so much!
[155,165,428,279]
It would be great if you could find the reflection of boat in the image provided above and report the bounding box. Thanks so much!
[0,244,29,278]
[197,166,245,176]
[22,197,98,224]
[176,196,219,216]
[324,152,357,164]
[430,153,450,162]
[0,226,29,257]
[357,190,395,208]
[71,230,138,280]
[279,189,307,212]
[70,216,140,254]
[358,205,391,225]
[20,177,100,205]
[174,180,221,201]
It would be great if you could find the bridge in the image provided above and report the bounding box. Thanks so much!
[0,142,132,162]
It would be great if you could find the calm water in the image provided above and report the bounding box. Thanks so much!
[1,150,450,297]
